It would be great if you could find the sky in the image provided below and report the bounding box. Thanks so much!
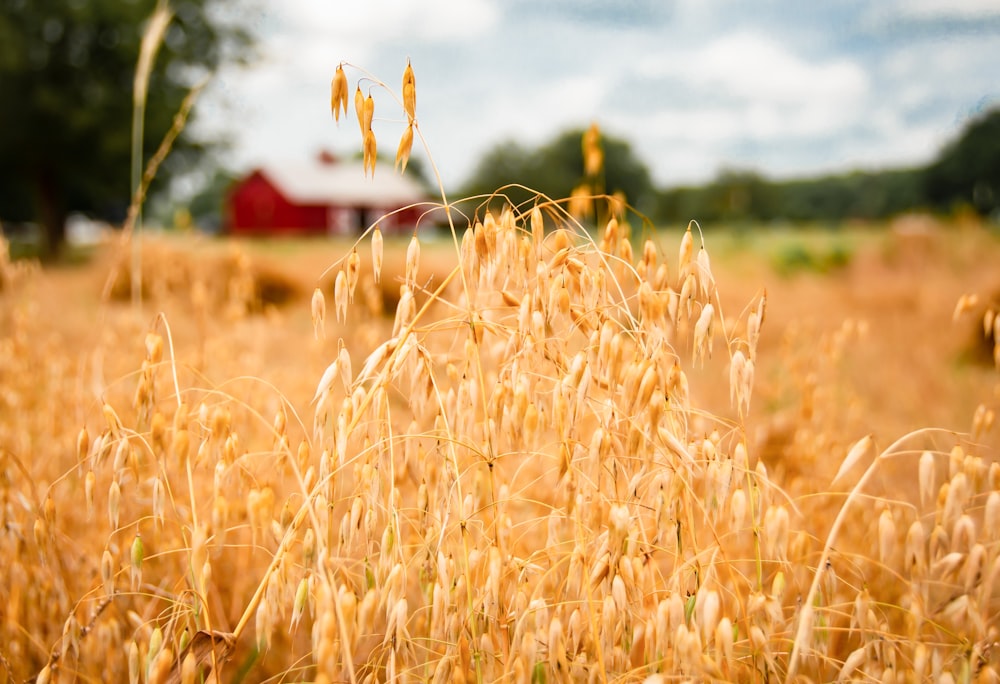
[195,0,1000,192]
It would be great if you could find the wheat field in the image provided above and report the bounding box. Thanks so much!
[1,61,999,684]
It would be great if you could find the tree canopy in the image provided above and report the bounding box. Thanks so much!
[924,106,1000,216]
[0,0,255,257]
[458,127,656,218]
[655,167,926,225]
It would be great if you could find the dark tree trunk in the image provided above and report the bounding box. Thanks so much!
[35,168,68,261]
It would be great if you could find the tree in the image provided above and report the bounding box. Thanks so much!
[924,106,1000,216]
[0,0,255,258]
[459,127,655,219]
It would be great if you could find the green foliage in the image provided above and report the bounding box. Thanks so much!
[924,106,1000,216]
[656,167,925,225]
[458,127,655,216]
[772,239,853,276]
[462,105,1000,228]
[0,0,255,257]
[654,108,1000,226]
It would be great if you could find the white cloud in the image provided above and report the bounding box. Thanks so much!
[492,75,608,140]
[694,33,867,105]
[640,31,869,110]
[279,0,500,45]
[633,32,870,153]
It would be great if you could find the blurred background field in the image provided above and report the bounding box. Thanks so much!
[10,215,998,468]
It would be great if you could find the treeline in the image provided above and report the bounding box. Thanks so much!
[655,167,925,224]
[460,106,1000,226]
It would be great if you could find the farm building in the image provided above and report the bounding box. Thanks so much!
[225,152,428,236]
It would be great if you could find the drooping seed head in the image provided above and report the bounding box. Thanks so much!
[346,248,361,303]
[363,129,377,177]
[696,247,714,298]
[354,85,364,134]
[405,234,420,286]
[395,123,414,173]
[678,223,694,279]
[108,480,121,529]
[402,60,416,121]
[130,533,143,589]
[331,65,348,121]
[878,508,896,565]
[693,303,715,365]
[919,450,935,508]
[311,287,326,340]
[363,92,375,132]
[101,549,115,597]
[334,270,348,323]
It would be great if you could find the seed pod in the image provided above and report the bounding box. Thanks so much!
[678,223,694,279]
[696,246,714,297]
[951,513,976,553]
[642,238,657,270]
[747,312,761,359]
[985,491,1000,542]
[354,85,364,134]
[919,450,935,508]
[740,356,755,413]
[402,60,416,121]
[331,64,348,121]
[126,640,141,684]
[698,589,720,646]
[180,652,197,684]
[363,129,377,177]
[582,123,602,177]
[311,288,326,340]
[730,350,747,409]
[172,428,190,465]
[362,92,375,132]
[77,427,90,464]
[831,434,873,488]
[965,542,987,591]
[346,248,361,303]
[679,273,696,321]
[97,549,115,597]
[256,600,271,652]
[108,480,121,529]
[338,340,353,390]
[290,576,310,633]
[130,533,144,589]
[949,444,964,479]
[693,303,715,364]
[878,508,896,565]
[763,504,789,560]
[334,270,348,323]
[405,234,420,285]
[152,477,164,528]
[395,123,414,173]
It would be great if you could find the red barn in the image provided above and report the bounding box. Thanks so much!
[225,152,428,236]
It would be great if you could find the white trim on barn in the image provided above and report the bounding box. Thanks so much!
[258,159,426,208]
[227,153,434,235]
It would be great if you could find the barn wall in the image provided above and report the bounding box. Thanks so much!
[227,172,329,235]
[226,168,430,236]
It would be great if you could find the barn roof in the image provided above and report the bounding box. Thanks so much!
[257,159,427,207]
